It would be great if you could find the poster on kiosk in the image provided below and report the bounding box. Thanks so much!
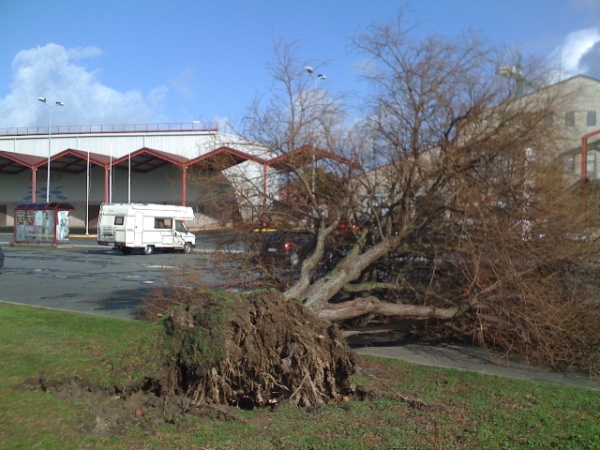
[14,202,74,244]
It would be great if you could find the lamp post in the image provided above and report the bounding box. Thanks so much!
[304,66,326,87]
[304,67,326,193]
[38,97,65,202]
[499,58,538,240]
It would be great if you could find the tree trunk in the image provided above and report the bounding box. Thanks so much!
[287,234,405,309]
[315,295,461,322]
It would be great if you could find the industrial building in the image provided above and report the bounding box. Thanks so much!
[0,122,278,230]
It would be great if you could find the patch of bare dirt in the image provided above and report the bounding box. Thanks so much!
[23,375,241,437]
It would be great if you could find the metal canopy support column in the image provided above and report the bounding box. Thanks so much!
[182,166,187,206]
[104,165,110,203]
[263,164,268,212]
[31,168,37,202]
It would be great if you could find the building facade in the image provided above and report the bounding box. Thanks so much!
[542,75,600,182]
[0,123,277,229]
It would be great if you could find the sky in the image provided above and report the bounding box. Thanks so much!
[1,0,600,132]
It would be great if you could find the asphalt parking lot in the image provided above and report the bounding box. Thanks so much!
[0,232,225,319]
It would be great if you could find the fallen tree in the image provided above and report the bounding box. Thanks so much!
[227,16,600,376]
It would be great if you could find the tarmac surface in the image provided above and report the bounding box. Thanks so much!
[351,338,600,390]
[1,230,599,391]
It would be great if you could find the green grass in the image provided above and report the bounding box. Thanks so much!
[0,302,599,449]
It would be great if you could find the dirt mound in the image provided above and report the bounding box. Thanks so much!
[165,290,357,408]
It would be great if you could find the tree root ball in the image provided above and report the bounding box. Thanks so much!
[163,290,358,409]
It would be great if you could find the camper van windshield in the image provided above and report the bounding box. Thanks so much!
[176,220,187,232]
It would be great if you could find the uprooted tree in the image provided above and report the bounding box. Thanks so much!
[219,17,600,376]
[110,15,600,418]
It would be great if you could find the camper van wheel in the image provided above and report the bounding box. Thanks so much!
[143,245,154,255]
[121,247,133,255]
[183,242,193,254]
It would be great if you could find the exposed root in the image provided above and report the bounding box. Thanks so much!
[164,290,358,408]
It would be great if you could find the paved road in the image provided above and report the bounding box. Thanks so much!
[1,232,599,390]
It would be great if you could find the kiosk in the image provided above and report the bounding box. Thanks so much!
[14,202,75,244]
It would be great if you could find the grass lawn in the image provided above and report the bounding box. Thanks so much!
[0,302,598,449]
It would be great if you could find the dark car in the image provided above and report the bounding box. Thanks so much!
[0,244,4,268]
[250,230,316,269]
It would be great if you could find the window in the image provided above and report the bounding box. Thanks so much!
[563,156,574,172]
[154,218,173,229]
[587,111,596,127]
[587,152,596,175]
[114,216,124,225]
[565,111,575,127]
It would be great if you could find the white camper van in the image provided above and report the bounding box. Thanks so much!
[97,203,196,255]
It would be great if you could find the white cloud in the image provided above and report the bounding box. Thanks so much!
[0,43,168,128]
[170,66,196,100]
[551,28,600,78]
[67,46,104,60]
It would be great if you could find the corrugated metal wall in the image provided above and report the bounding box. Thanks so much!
[0,130,252,159]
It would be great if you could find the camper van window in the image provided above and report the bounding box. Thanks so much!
[114,216,124,225]
[176,220,187,232]
[154,218,172,229]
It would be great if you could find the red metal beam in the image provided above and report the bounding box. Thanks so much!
[581,128,600,180]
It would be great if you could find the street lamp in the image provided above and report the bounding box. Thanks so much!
[304,66,326,193]
[38,97,65,202]
[304,66,326,87]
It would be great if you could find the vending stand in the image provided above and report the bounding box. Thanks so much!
[14,202,75,245]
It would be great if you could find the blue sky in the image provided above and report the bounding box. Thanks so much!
[1,0,600,131]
